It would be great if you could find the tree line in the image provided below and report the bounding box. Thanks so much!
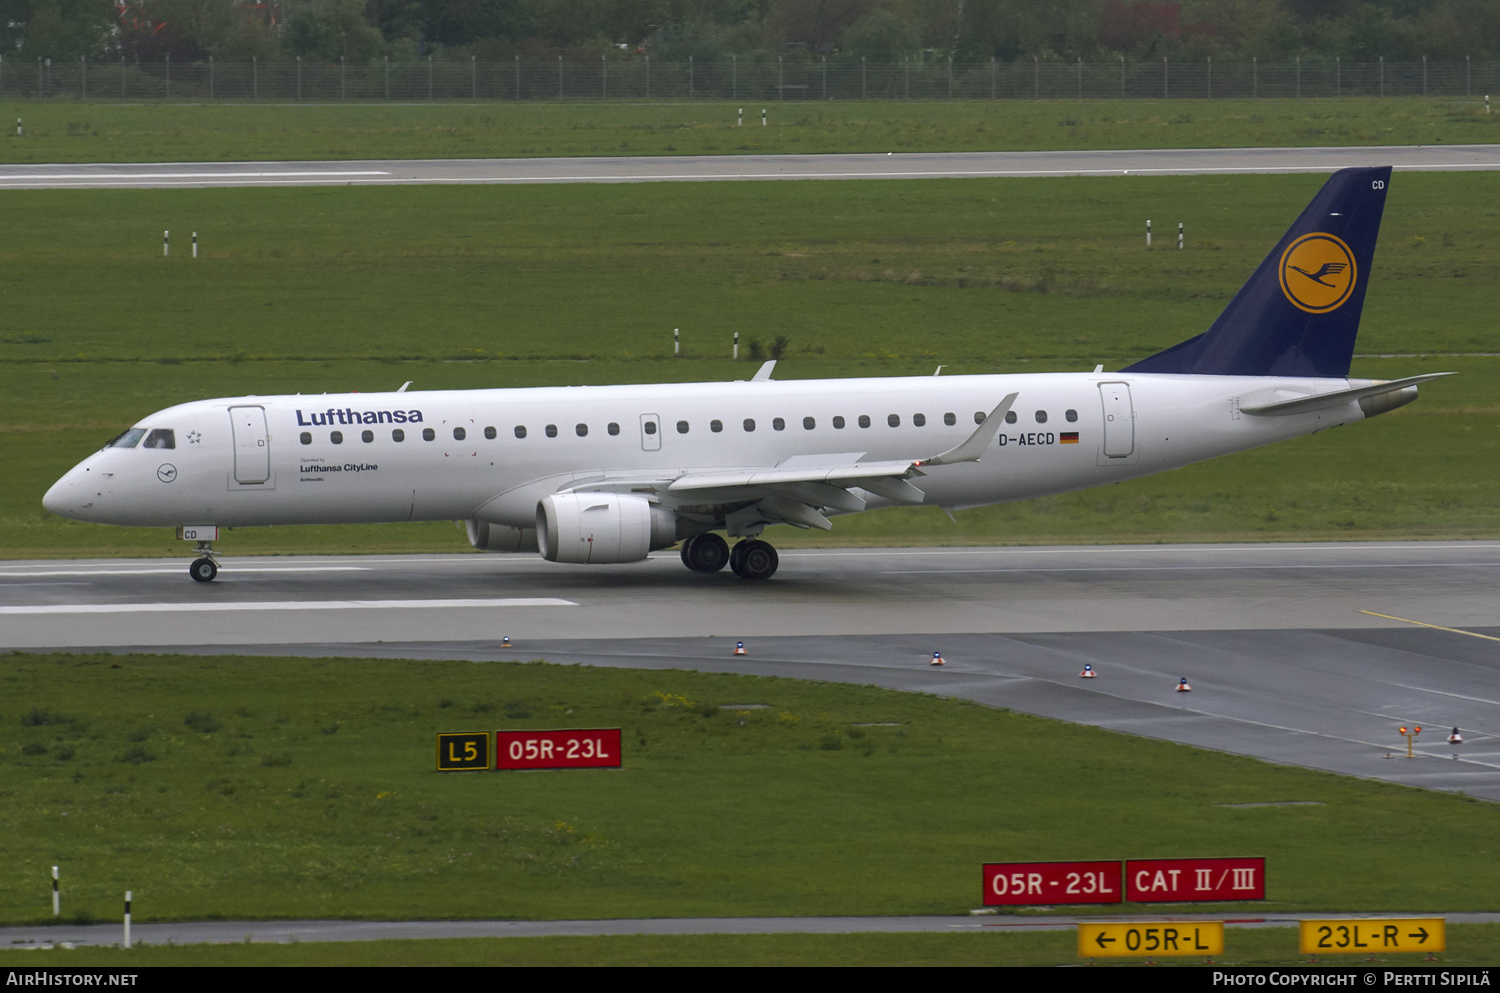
[4,0,1498,67]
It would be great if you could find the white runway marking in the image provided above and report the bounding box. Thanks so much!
[782,543,1500,559]
[1,170,389,180]
[0,566,372,578]
[884,562,1500,574]
[1,598,576,615]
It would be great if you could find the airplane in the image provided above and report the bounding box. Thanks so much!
[43,165,1450,583]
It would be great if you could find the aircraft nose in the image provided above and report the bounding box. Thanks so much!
[43,462,92,519]
[43,473,73,516]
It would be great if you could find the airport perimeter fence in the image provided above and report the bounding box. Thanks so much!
[3,55,1499,103]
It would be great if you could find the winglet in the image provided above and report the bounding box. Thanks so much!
[752,361,777,382]
[919,393,1018,467]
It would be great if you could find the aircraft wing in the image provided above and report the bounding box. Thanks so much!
[567,394,1017,532]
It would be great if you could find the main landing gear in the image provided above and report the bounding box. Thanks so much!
[680,532,778,580]
[188,540,219,583]
[680,531,729,573]
[729,539,778,580]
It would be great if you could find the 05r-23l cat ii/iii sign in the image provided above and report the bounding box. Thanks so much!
[45,167,1449,583]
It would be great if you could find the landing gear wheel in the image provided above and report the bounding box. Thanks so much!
[729,539,778,580]
[680,532,730,573]
[189,557,219,583]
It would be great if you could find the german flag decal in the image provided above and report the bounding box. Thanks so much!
[1060,432,1080,444]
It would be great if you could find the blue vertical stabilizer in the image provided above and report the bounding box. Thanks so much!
[1122,166,1391,378]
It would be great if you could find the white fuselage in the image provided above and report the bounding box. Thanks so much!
[43,371,1372,532]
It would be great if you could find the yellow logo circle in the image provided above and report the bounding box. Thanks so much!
[1279,233,1357,314]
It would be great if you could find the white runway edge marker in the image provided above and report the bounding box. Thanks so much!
[1,598,577,615]
[123,891,131,950]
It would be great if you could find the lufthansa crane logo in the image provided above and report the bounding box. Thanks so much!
[1279,233,1357,313]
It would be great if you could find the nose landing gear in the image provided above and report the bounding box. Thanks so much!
[188,540,219,582]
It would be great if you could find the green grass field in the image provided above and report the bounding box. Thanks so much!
[2,654,1498,934]
[3,171,1496,557]
[1,97,1496,162]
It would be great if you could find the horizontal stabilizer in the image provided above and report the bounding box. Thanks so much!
[1240,373,1454,416]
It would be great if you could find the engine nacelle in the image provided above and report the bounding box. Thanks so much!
[465,520,539,553]
[536,492,678,564]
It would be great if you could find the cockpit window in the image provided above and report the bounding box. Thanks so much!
[142,429,175,450]
[106,428,147,449]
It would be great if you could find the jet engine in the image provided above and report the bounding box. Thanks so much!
[536,492,678,564]
[465,520,539,553]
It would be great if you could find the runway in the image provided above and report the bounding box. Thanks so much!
[6,541,1500,801]
[2,144,1498,188]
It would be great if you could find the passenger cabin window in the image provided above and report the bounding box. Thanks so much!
[887,414,901,428]
[833,416,845,429]
[484,426,497,440]
[803,417,815,430]
[331,431,344,444]
[974,411,986,425]
[711,420,723,433]
[1065,409,1078,423]
[608,423,620,436]
[858,415,871,428]
[576,423,588,437]
[546,424,558,438]
[362,430,374,443]
[453,427,467,441]
[514,426,527,439]
[913,413,926,427]
[944,412,956,426]
[772,417,785,431]
[643,422,656,436]
[1035,410,1048,424]
[677,420,690,434]
[393,429,405,442]
[743,418,756,432]
[422,428,436,441]
[300,432,312,445]
[1004,411,1018,424]
[142,428,175,449]
[107,428,147,449]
